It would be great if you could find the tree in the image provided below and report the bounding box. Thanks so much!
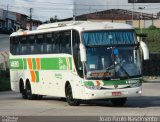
[50,16,59,23]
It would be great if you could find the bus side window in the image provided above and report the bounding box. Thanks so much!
[65,31,71,54]
[52,33,56,53]
[10,37,20,55]
[54,32,60,53]
[46,33,53,54]
[20,36,28,55]
[37,34,45,54]
[28,35,36,54]
[59,32,65,53]
[58,31,71,54]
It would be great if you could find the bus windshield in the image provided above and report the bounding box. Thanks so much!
[82,30,137,46]
[82,30,141,79]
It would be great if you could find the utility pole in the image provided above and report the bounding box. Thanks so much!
[6,4,9,29]
[29,8,32,31]
[138,7,145,33]
[132,0,137,24]
[73,1,76,21]
[152,13,154,26]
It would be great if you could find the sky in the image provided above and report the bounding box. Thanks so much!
[0,0,74,21]
[0,0,160,21]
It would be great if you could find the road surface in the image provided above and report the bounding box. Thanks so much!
[0,81,160,116]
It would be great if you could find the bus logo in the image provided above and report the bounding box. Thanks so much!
[59,58,67,70]
[11,61,19,68]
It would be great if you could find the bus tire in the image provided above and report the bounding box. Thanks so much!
[37,95,43,100]
[19,80,27,99]
[65,83,81,106]
[26,81,37,100]
[110,98,127,106]
[22,89,27,99]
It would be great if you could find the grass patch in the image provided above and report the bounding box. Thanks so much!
[136,28,160,53]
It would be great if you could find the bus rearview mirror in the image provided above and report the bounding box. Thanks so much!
[140,41,149,60]
[79,43,86,62]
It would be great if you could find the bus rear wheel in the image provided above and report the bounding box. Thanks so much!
[65,83,81,106]
[19,81,27,99]
[110,98,127,106]
[26,82,37,100]
[21,89,27,99]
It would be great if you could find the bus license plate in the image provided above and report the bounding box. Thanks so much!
[112,92,121,96]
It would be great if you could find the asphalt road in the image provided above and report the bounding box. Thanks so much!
[0,81,160,122]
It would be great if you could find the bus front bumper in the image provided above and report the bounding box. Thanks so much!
[83,87,142,100]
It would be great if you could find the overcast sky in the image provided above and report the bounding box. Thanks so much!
[0,0,74,21]
[0,0,160,21]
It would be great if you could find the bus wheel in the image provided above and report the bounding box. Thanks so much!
[19,81,27,99]
[37,95,43,100]
[110,98,127,106]
[65,83,81,106]
[26,82,36,100]
[22,89,27,99]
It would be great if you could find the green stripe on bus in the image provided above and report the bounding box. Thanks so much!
[69,58,72,70]
[103,80,127,86]
[10,59,23,69]
[41,58,59,70]
[10,57,72,70]
[32,58,37,70]
[35,71,39,82]
[84,80,128,87]
[23,58,27,69]
[84,81,94,87]
[41,57,72,70]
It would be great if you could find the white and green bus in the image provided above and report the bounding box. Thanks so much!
[9,21,149,106]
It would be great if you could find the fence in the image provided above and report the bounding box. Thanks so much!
[0,51,9,70]
[143,53,160,76]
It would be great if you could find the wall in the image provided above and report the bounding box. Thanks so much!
[88,19,160,28]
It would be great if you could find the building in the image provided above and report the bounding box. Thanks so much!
[26,19,42,30]
[74,0,160,17]
[16,13,28,30]
[0,8,28,34]
[61,9,160,28]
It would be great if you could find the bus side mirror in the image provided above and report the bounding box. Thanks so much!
[79,43,86,62]
[140,41,149,60]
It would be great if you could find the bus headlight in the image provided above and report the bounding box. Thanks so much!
[131,82,141,88]
[85,86,101,90]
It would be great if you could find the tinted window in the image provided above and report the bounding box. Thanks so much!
[28,35,36,54]
[10,30,72,55]
[37,34,45,54]
[46,33,53,53]
[10,37,20,55]
[60,31,71,54]
[20,36,28,54]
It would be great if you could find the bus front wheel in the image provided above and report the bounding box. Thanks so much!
[65,83,81,106]
[110,98,127,106]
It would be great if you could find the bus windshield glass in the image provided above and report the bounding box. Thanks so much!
[82,30,137,46]
[82,30,141,79]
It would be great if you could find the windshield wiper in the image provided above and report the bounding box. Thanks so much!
[116,62,130,78]
[105,62,131,78]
